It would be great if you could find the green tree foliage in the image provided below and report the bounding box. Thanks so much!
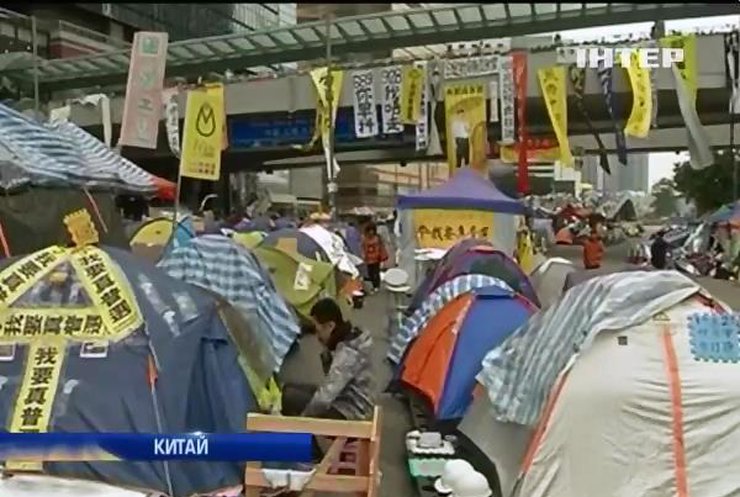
[673,151,736,214]
[651,178,677,217]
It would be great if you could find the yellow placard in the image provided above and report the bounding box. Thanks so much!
[537,66,574,167]
[310,67,344,138]
[401,65,424,124]
[500,144,560,164]
[445,82,488,173]
[412,208,493,250]
[179,84,224,181]
[1,246,144,471]
[64,209,99,247]
[660,34,697,105]
[624,51,653,139]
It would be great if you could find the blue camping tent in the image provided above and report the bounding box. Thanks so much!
[0,245,256,496]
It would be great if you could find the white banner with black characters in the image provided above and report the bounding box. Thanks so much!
[381,65,404,134]
[161,88,181,157]
[351,69,379,138]
[414,61,429,151]
[488,80,499,123]
[498,55,516,144]
[444,55,500,80]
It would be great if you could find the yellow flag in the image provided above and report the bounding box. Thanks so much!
[624,51,652,139]
[179,85,224,181]
[660,34,697,105]
[310,67,344,138]
[401,65,424,124]
[206,83,229,150]
[537,66,573,167]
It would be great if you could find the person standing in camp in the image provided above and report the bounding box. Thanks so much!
[451,107,471,169]
[362,224,387,293]
[282,298,375,421]
[582,225,605,270]
[650,230,669,269]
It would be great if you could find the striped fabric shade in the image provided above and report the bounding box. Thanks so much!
[0,102,175,198]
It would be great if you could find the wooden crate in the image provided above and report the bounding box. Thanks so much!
[244,406,382,497]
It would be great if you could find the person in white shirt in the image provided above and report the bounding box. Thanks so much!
[451,107,470,168]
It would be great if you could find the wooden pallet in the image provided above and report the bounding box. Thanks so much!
[244,406,382,497]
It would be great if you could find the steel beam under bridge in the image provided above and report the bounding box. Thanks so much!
[1,3,738,92]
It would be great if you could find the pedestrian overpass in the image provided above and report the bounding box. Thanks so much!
[60,31,738,173]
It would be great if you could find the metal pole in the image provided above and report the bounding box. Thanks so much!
[31,16,39,118]
[324,14,337,220]
[732,99,738,201]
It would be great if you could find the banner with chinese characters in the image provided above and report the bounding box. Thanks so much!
[498,55,516,144]
[597,66,628,165]
[568,66,610,175]
[1,246,143,471]
[537,66,574,167]
[513,52,529,194]
[179,85,225,181]
[624,51,652,139]
[351,69,378,138]
[724,31,740,114]
[414,61,429,151]
[118,32,168,150]
[162,88,181,157]
[401,65,424,124]
[412,208,493,250]
[381,66,403,134]
[444,81,487,172]
[660,34,698,105]
[310,67,344,140]
[444,55,500,80]
[488,80,499,123]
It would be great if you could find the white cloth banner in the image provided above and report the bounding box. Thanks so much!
[489,80,499,123]
[351,69,379,138]
[161,88,181,158]
[671,64,713,170]
[499,55,516,144]
[444,55,500,80]
[381,65,404,134]
[415,61,429,151]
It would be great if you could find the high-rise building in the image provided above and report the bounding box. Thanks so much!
[581,153,650,193]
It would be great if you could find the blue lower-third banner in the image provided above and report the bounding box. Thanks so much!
[0,432,313,462]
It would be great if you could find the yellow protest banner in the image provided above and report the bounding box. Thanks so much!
[412,208,493,250]
[624,51,652,138]
[445,82,487,173]
[1,246,143,471]
[660,34,697,105]
[537,66,573,167]
[179,84,224,181]
[208,83,229,150]
[64,209,99,247]
[401,65,424,124]
[311,67,344,138]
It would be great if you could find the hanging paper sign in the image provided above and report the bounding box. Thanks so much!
[64,209,100,247]
[351,69,379,138]
[498,55,516,144]
[538,66,574,167]
[162,88,181,157]
[412,208,493,250]
[118,32,169,150]
[401,65,425,124]
[415,61,429,152]
[688,312,740,363]
[444,82,487,172]
[179,84,225,181]
[488,80,499,123]
[444,55,500,80]
[381,65,404,134]
[624,51,652,139]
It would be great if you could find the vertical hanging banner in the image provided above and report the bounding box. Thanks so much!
[415,61,429,152]
[427,59,444,155]
[118,32,169,150]
[647,40,659,128]
[488,80,499,123]
[660,34,698,106]
[568,66,610,174]
[671,64,713,170]
[498,55,516,144]
[400,64,424,124]
[444,82,486,172]
[513,52,529,194]
[597,66,628,165]
[381,66,404,134]
[161,87,181,157]
[311,67,344,179]
[537,66,574,167]
[624,51,652,139]
[179,84,224,181]
[351,69,379,138]
[724,31,740,113]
